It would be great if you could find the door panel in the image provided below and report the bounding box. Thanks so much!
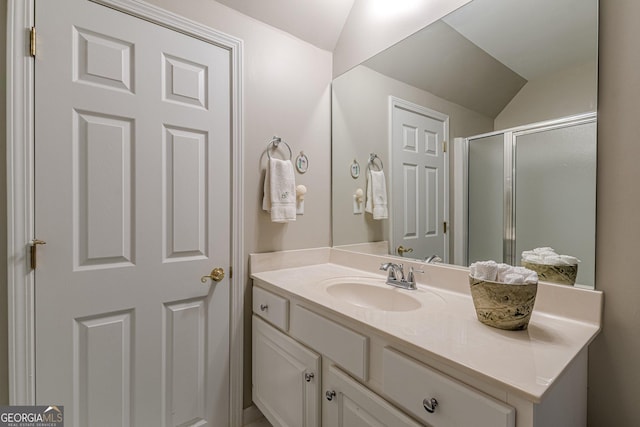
[74,110,135,269]
[75,310,133,427]
[392,103,448,261]
[34,0,231,425]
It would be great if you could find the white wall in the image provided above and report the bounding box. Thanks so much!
[333,0,473,77]
[495,60,597,129]
[332,65,493,256]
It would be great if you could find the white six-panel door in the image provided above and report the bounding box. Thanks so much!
[34,0,231,425]
[391,99,449,262]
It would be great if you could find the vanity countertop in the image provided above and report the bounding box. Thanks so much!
[250,248,602,403]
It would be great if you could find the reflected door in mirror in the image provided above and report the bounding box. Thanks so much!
[391,100,449,262]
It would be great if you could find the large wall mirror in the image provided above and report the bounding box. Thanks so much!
[331,0,598,288]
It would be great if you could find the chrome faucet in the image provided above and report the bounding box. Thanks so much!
[379,263,421,290]
[424,254,443,263]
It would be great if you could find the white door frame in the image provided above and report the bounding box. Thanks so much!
[388,96,450,262]
[6,1,245,425]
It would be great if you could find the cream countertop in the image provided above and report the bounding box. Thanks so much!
[250,248,603,403]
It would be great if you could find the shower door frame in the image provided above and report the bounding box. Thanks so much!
[457,112,596,266]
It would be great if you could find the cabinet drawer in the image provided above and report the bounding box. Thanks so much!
[253,286,289,331]
[382,348,515,427]
[290,305,368,381]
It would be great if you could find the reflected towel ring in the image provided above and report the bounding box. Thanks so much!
[267,136,292,160]
[368,153,383,171]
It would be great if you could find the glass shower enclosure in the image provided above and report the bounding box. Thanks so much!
[464,113,596,288]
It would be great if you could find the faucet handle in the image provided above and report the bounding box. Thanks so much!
[380,262,397,280]
[407,266,424,283]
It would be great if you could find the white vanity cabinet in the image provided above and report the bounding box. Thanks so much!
[251,277,592,427]
[252,315,321,427]
[323,364,422,427]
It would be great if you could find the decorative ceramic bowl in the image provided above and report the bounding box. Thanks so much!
[469,276,538,330]
[521,261,578,286]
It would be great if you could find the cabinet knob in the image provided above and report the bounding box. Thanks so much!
[304,372,314,382]
[259,304,268,311]
[325,390,336,401]
[423,397,438,414]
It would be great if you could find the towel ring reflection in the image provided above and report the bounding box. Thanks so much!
[368,153,383,171]
[267,136,292,160]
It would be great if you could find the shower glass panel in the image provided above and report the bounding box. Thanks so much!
[464,113,596,288]
[467,134,504,264]
[514,122,596,287]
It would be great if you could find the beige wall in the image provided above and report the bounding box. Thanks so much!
[332,65,493,254]
[495,60,598,129]
[0,0,8,406]
[588,0,640,425]
[333,0,472,77]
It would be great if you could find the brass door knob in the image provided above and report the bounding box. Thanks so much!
[201,267,225,283]
[397,245,414,256]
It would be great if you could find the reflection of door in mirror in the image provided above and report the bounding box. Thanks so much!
[390,98,449,262]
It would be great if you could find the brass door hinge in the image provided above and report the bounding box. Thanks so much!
[30,27,36,57]
[30,239,46,269]
[443,222,448,233]
[442,141,447,153]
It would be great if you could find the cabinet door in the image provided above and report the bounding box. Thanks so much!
[253,315,321,427]
[323,365,422,427]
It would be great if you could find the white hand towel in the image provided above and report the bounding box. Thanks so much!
[365,169,388,220]
[262,158,296,223]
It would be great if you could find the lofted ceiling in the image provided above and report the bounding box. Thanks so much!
[214,0,355,51]
[217,0,597,118]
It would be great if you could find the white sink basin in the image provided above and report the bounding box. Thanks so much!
[324,279,422,312]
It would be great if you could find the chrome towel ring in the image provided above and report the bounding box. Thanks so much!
[266,136,292,160]
[368,153,383,171]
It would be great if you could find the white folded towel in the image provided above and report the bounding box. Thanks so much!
[365,169,388,220]
[262,158,296,223]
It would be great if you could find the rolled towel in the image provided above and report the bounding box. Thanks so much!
[533,247,555,254]
[541,255,564,265]
[470,260,499,281]
[502,273,525,284]
[512,266,538,284]
[522,247,580,266]
[497,263,512,278]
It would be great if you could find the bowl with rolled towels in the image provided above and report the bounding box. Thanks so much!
[469,261,539,330]
[521,247,579,286]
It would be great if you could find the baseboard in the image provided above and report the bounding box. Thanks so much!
[243,405,266,426]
